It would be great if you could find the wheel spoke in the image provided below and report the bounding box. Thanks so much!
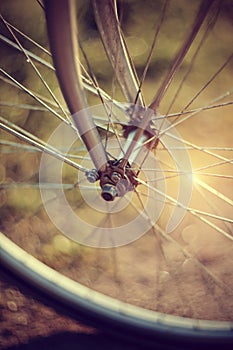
[0,14,72,123]
[1,0,232,334]
[0,116,87,172]
[93,0,144,105]
[136,177,233,239]
[149,0,215,111]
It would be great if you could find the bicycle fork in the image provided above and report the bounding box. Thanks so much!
[45,0,152,201]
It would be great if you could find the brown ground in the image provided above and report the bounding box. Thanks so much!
[1,1,233,349]
[0,271,146,350]
[0,272,96,350]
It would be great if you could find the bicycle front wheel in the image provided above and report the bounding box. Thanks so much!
[0,0,233,347]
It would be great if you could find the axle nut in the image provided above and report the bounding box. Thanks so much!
[101,184,117,201]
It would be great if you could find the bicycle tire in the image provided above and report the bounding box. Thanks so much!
[0,0,233,347]
[1,232,233,348]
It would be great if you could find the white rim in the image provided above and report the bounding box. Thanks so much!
[1,232,232,338]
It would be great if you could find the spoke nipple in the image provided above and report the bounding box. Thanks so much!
[86,169,99,183]
[101,184,117,201]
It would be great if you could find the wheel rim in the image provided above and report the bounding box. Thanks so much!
[0,0,233,344]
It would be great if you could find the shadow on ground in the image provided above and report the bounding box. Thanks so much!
[4,332,144,350]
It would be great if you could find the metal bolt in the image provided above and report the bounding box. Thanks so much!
[86,169,99,183]
[111,171,122,183]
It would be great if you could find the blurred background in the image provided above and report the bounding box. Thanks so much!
[0,0,233,349]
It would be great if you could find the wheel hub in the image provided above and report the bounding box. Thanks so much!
[99,159,138,201]
[86,159,138,201]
